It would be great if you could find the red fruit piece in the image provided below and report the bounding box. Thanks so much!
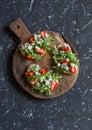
[41,30,46,39]
[60,60,69,64]
[31,79,38,85]
[39,67,47,74]
[26,55,32,60]
[25,71,34,76]
[35,48,45,54]
[29,37,35,43]
[50,81,59,91]
[63,47,69,51]
[69,66,76,73]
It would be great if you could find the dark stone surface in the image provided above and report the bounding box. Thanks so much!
[0,0,92,130]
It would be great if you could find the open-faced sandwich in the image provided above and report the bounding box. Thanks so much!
[20,30,52,60]
[24,64,62,95]
[52,43,79,74]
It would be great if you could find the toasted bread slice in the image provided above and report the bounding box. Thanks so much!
[25,64,60,93]
[20,31,50,60]
[57,43,78,74]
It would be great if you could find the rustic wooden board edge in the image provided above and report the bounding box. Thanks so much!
[8,19,79,99]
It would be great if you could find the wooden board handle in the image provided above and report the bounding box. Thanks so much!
[8,18,31,42]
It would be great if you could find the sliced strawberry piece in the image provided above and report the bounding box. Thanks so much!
[60,59,65,64]
[35,48,45,54]
[29,37,35,43]
[63,47,69,51]
[31,79,38,85]
[25,71,34,76]
[26,55,32,60]
[60,59,69,64]
[41,30,46,39]
[50,81,59,91]
[69,66,76,73]
[39,67,47,74]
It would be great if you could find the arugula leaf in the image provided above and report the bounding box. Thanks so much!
[33,84,51,95]
[53,45,59,55]
[35,54,42,61]
[64,51,78,64]
[52,73,62,80]
[40,36,52,51]
[37,30,40,34]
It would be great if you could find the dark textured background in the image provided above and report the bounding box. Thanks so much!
[0,0,92,130]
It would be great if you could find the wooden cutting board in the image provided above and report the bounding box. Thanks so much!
[9,18,79,99]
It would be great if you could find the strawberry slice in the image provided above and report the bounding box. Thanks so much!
[60,59,65,63]
[31,79,38,85]
[63,47,69,51]
[60,59,69,64]
[50,81,59,91]
[69,66,76,73]
[25,71,34,76]
[35,48,45,54]
[29,37,35,43]
[39,67,47,74]
[26,55,32,60]
[41,30,46,39]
